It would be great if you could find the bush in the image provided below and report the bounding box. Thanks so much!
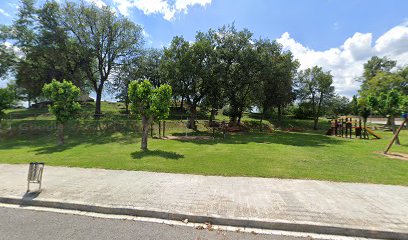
[293,103,314,119]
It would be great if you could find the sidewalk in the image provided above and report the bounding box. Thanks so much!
[0,164,407,239]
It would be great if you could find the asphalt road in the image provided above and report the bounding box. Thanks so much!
[0,207,315,240]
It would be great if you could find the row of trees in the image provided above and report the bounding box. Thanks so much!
[1,0,342,130]
[117,25,338,130]
[160,26,300,129]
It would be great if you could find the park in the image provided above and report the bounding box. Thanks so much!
[1,101,408,185]
[0,0,407,239]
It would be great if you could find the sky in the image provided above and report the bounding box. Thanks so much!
[1,0,408,97]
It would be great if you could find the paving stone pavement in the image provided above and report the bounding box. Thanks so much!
[0,164,407,236]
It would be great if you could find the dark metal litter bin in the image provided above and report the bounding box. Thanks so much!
[27,162,44,192]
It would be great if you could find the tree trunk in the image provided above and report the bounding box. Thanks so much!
[124,97,130,114]
[209,108,216,126]
[27,94,31,108]
[141,115,150,151]
[260,106,267,132]
[313,117,319,130]
[95,87,103,116]
[386,116,392,128]
[230,116,237,125]
[391,116,400,145]
[158,121,161,138]
[277,105,282,121]
[188,104,197,130]
[237,110,243,125]
[259,114,264,132]
[57,123,64,145]
[313,93,324,130]
[163,121,166,137]
[180,96,184,111]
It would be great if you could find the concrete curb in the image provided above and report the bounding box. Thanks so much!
[1,196,407,240]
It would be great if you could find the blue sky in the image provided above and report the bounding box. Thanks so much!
[1,0,408,97]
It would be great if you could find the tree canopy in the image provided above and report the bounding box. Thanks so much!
[62,2,144,115]
[0,85,16,121]
[42,79,81,145]
[296,66,335,129]
[128,80,172,151]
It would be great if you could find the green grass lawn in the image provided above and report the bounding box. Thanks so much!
[2,103,407,185]
[1,122,407,185]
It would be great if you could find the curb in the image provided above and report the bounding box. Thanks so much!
[1,196,407,240]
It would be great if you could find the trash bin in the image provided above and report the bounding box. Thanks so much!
[27,162,44,192]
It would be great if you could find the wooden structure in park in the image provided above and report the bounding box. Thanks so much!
[384,113,408,154]
[327,116,381,139]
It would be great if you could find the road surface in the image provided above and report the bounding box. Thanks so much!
[0,206,318,240]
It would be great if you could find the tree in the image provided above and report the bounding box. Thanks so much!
[358,61,407,134]
[363,56,396,81]
[0,85,16,121]
[327,95,351,117]
[361,71,406,98]
[162,34,215,129]
[296,66,334,130]
[361,56,396,93]
[214,24,258,124]
[36,2,88,89]
[138,48,164,88]
[110,61,137,114]
[62,2,143,115]
[368,90,405,145]
[12,0,38,52]
[0,25,17,79]
[200,30,223,125]
[3,0,38,104]
[42,80,81,145]
[396,66,408,94]
[255,39,298,124]
[14,1,88,104]
[112,48,163,114]
[2,1,88,105]
[187,32,218,129]
[161,36,191,113]
[350,95,359,115]
[128,80,172,151]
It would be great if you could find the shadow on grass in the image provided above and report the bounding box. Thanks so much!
[33,143,77,154]
[170,131,211,137]
[170,131,344,147]
[131,150,184,160]
[28,132,136,155]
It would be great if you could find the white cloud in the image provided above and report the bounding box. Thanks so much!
[0,8,11,17]
[4,41,24,59]
[277,22,408,97]
[7,3,19,9]
[142,29,150,38]
[142,29,153,45]
[86,0,107,8]
[113,0,211,20]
